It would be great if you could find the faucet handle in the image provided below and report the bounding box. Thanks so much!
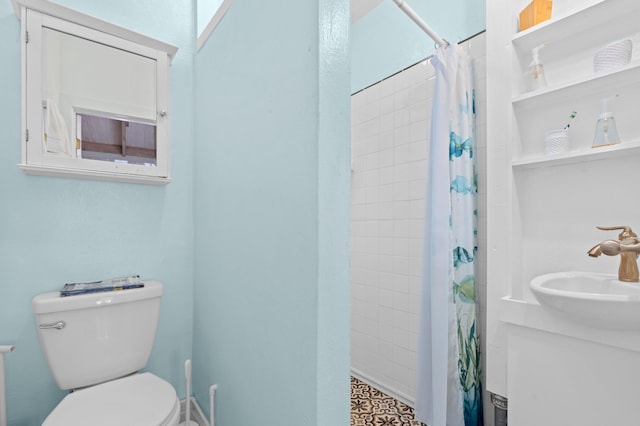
[596,226,638,240]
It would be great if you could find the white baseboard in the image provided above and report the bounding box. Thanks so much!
[350,368,415,408]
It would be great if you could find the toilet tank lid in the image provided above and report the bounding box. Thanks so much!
[32,281,163,314]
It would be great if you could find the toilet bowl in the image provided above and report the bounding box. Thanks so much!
[43,373,179,426]
[32,281,179,425]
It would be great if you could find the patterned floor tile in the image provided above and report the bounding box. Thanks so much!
[351,377,424,426]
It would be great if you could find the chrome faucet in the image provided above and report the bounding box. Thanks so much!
[588,226,640,282]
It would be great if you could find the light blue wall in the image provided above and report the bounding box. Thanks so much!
[351,0,485,92]
[192,0,350,424]
[0,0,194,424]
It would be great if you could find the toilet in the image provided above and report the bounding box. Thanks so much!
[32,281,180,426]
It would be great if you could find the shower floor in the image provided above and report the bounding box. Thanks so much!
[350,377,423,426]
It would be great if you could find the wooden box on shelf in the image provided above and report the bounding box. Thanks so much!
[519,0,553,31]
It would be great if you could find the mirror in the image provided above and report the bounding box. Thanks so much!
[42,27,158,166]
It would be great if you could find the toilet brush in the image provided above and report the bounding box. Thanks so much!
[209,384,218,426]
[180,359,198,426]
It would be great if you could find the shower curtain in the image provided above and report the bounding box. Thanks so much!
[415,44,482,426]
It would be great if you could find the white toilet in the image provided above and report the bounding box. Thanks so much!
[32,281,180,426]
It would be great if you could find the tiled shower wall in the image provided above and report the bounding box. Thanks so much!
[350,33,488,409]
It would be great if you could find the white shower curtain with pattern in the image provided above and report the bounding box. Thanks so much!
[415,43,482,426]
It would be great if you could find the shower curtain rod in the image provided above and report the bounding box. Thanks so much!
[392,0,448,48]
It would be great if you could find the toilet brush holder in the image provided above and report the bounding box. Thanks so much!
[180,359,198,426]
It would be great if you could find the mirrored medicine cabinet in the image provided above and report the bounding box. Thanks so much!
[12,0,178,184]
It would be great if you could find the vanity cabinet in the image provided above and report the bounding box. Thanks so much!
[486,0,640,424]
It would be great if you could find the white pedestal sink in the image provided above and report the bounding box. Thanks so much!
[530,271,640,330]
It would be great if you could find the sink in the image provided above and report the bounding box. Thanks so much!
[530,271,640,330]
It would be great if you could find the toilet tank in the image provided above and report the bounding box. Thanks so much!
[32,281,163,390]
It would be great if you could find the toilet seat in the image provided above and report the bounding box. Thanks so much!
[43,372,179,426]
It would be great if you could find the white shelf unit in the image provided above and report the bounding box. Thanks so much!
[506,0,640,294]
[512,138,640,169]
[486,0,640,397]
[510,0,640,162]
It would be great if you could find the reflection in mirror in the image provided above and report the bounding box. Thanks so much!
[42,27,157,164]
[77,112,157,166]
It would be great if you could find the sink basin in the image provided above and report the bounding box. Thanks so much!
[530,271,640,330]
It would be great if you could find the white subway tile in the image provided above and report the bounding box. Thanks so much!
[409,218,424,237]
[363,186,379,204]
[379,272,395,290]
[393,237,410,257]
[408,293,420,315]
[393,219,410,238]
[410,119,429,143]
[352,106,366,126]
[379,148,394,168]
[379,339,394,362]
[364,134,380,155]
[378,202,394,221]
[394,107,411,128]
[392,309,409,330]
[408,313,420,334]
[380,94,394,116]
[393,328,410,350]
[365,98,380,121]
[380,112,394,133]
[363,152,380,171]
[393,256,409,275]
[409,179,426,201]
[379,237,394,256]
[392,292,410,313]
[408,276,421,296]
[379,288,394,308]
[394,163,411,183]
[362,236,380,255]
[410,140,428,162]
[379,219,394,238]
[379,166,394,185]
[393,144,411,165]
[393,181,411,201]
[362,169,379,187]
[393,124,411,146]
[379,183,394,203]
[393,200,410,219]
[379,322,394,343]
[408,256,423,277]
[394,87,411,111]
[410,81,428,106]
[392,273,410,293]
[393,345,416,370]
[408,331,419,352]
[408,237,424,260]
[378,254,394,273]
[363,253,381,270]
[365,285,379,305]
[379,128,394,149]
[352,188,366,206]
[410,100,429,124]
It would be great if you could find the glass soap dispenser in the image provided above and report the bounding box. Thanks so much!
[593,95,620,148]
[528,43,547,91]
